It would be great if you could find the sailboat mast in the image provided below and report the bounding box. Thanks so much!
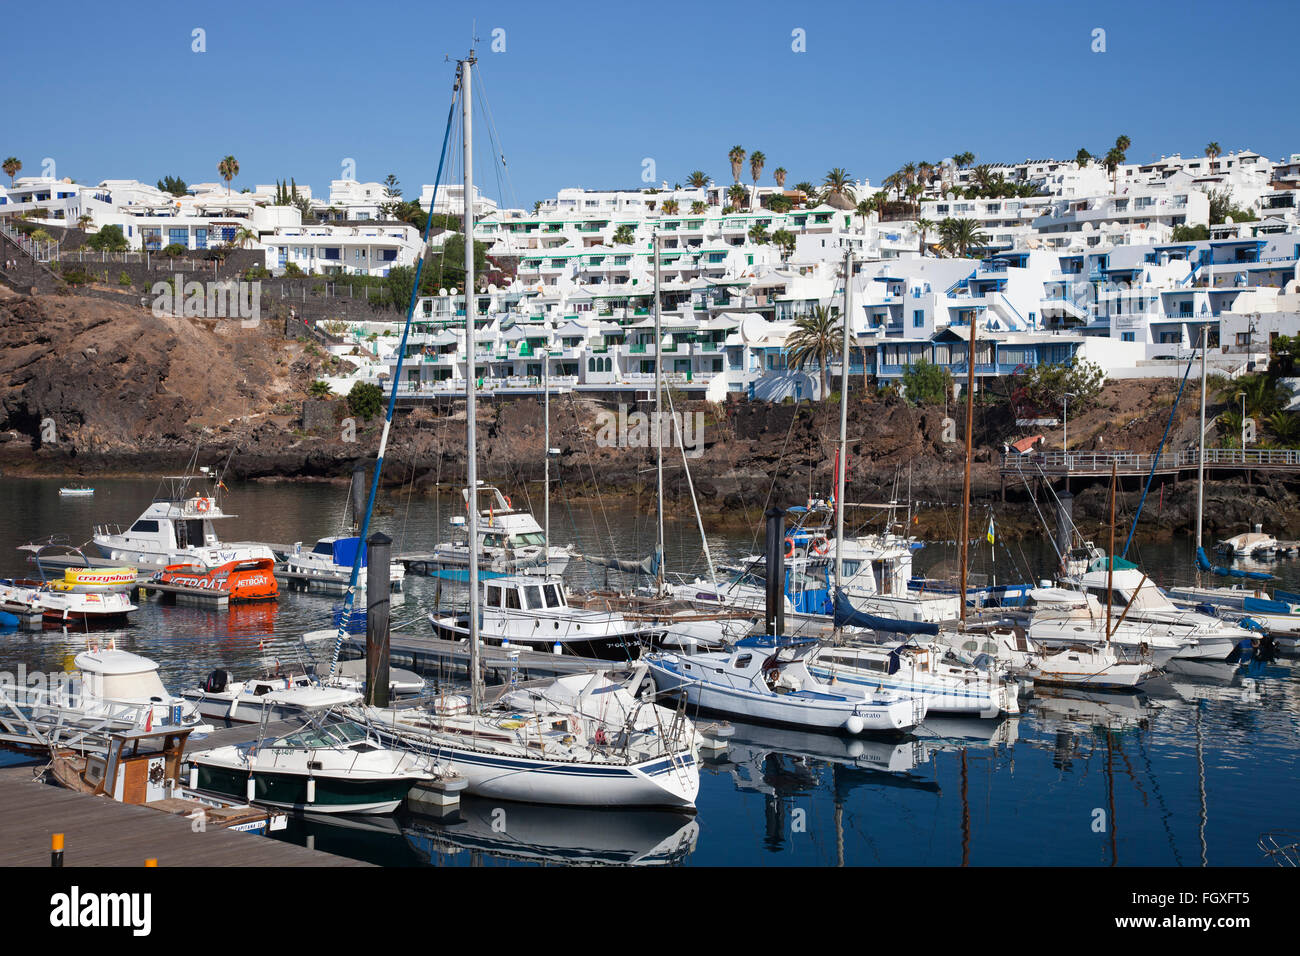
[958,318,976,626]
[461,50,481,712]
[1196,326,1207,574]
[835,248,852,591]
[654,229,664,594]
[543,346,550,563]
[1106,460,1116,643]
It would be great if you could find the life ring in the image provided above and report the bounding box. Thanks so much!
[196,497,211,513]
[505,495,512,509]
[810,536,829,556]
[784,537,795,559]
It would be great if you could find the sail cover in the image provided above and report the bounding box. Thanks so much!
[833,590,940,636]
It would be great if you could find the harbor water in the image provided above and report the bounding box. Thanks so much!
[1,476,1297,866]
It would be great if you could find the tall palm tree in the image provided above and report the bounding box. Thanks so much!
[749,150,766,209]
[953,151,975,169]
[76,214,93,232]
[1205,142,1221,169]
[218,155,240,195]
[820,168,857,209]
[1115,134,1131,156]
[771,228,796,261]
[747,223,771,244]
[1103,147,1124,194]
[939,218,988,258]
[2,157,20,186]
[686,170,709,188]
[785,305,842,401]
[726,183,747,210]
[728,146,746,184]
[915,218,935,255]
[1076,147,1092,168]
[855,199,873,233]
[773,167,787,190]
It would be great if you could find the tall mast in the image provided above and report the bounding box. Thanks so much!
[461,49,481,712]
[654,229,665,595]
[834,248,853,592]
[958,317,977,627]
[543,343,550,565]
[1106,460,1117,643]
[1196,326,1207,581]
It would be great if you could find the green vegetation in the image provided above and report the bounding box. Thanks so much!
[161,243,186,257]
[118,270,132,286]
[2,156,21,185]
[347,381,384,420]
[308,380,335,399]
[1014,357,1106,415]
[1171,224,1211,242]
[217,155,240,194]
[784,306,842,401]
[937,218,988,258]
[612,224,635,245]
[1206,186,1257,225]
[156,175,188,197]
[900,359,952,405]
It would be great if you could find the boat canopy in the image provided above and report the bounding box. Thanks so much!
[833,590,940,636]
[316,536,367,568]
[1087,556,1138,573]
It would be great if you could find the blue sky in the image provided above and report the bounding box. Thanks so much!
[6,0,1298,206]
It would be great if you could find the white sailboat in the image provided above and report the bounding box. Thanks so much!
[352,49,700,809]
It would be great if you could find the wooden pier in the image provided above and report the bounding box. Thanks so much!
[0,764,369,867]
[136,581,229,609]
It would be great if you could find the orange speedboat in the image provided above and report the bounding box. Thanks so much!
[153,558,279,602]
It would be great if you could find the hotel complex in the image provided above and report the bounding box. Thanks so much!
[4,147,1299,401]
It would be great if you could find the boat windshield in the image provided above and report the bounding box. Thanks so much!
[91,671,170,702]
[523,585,545,610]
[513,533,545,547]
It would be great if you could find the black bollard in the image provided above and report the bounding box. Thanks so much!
[366,531,391,708]
[764,506,785,637]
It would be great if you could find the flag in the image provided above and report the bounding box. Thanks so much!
[986,514,995,545]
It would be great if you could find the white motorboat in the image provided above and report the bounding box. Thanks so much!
[92,470,275,573]
[72,644,209,730]
[1167,583,1300,650]
[966,626,1153,690]
[189,716,443,815]
[645,635,928,734]
[0,577,136,625]
[284,535,406,593]
[807,641,1019,717]
[1217,525,1278,559]
[182,667,363,724]
[429,574,653,660]
[58,485,95,497]
[431,484,572,576]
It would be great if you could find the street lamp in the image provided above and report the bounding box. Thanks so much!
[1236,390,1247,451]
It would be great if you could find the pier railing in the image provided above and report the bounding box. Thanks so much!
[1004,447,1300,475]
[0,682,151,755]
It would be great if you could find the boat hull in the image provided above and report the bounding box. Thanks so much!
[193,763,416,815]
[429,613,647,662]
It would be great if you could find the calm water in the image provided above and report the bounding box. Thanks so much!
[1,476,1297,867]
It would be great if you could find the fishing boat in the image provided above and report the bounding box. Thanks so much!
[48,725,287,834]
[182,666,363,724]
[645,635,928,734]
[58,485,95,497]
[152,557,279,602]
[428,574,652,661]
[91,467,275,572]
[807,641,1019,717]
[285,535,406,593]
[429,484,572,576]
[189,715,442,815]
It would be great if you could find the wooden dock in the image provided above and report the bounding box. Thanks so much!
[0,764,370,867]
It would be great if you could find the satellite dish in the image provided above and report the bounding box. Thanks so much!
[449,287,458,296]
[439,288,448,296]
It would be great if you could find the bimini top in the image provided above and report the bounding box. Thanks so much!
[313,536,367,568]
[74,649,161,676]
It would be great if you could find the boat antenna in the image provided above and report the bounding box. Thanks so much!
[326,72,460,680]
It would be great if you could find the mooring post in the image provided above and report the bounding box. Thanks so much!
[764,506,786,637]
[366,530,391,708]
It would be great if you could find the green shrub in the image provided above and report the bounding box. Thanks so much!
[347,381,384,420]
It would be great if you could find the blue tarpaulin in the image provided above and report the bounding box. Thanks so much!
[833,590,940,636]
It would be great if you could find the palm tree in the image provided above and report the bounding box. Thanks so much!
[773,167,787,190]
[747,223,770,244]
[1103,147,1124,194]
[232,226,258,249]
[1076,147,1092,168]
[953,151,975,169]
[915,218,935,255]
[1115,134,1131,156]
[855,199,873,233]
[1267,410,1300,448]
[793,181,815,202]
[686,170,709,188]
[820,168,857,209]
[690,200,707,215]
[76,214,93,232]
[728,146,746,184]
[748,150,766,209]
[726,183,747,210]
[2,156,20,186]
[771,228,796,261]
[938,218,988,258]
[1206,142,1221,169]
[661,199,680,216]
[785,305,842,401]
[218,155,240,195]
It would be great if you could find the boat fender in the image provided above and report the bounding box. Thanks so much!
[844,714,864,735]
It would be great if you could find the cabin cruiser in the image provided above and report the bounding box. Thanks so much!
[182,667,363,724]
[72,645,209,730]
[1024,587,1182,666]
[284,535,406,593]
[948,625,1153,690]
[428,575,654,660]
[1217,525,1278,559]
[1066,562,1246,660]
[92,472,275,574]
[189,715,443,815]
[644,635,928,734]
[806,641,1019,717]
[431,484,571,576]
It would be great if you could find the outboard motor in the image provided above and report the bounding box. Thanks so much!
[204,669,229,694]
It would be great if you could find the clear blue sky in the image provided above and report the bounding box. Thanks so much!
[6,0,1298,206]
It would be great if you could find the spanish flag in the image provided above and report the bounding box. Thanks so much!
[986,514,996,545]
